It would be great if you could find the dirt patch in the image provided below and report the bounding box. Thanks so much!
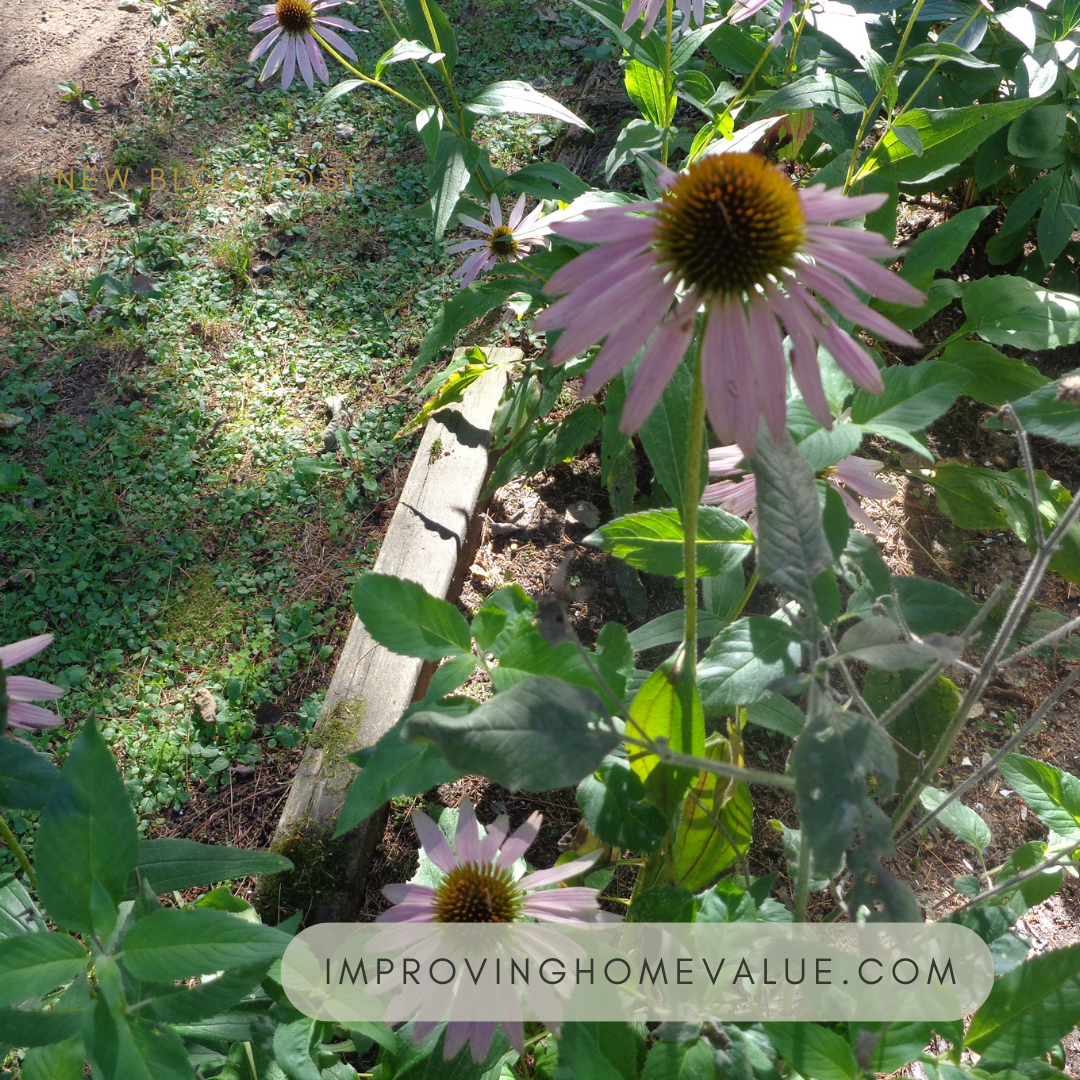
[0,0,149,183]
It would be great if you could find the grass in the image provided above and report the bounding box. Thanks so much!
[0,0,590,856]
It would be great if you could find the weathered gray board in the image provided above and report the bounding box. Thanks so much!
[271,347,517,919]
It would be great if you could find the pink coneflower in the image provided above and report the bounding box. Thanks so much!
[0,635,64,733]
[532,152,923,452]
[378,800,614,1061]
[702,444,895,533]
[448,194,552,288]
[248,0,365,90]
[732,0,795,44]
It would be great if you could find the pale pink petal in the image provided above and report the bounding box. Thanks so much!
[621,0,649,30]
[453,250,494,287]
[702,299,760,452]
[0,635,53,669]
[768,280,833,429]
[446,239,487,254]
[536,256,660,334]
[793,261,922,349]
[807,241,925,306]
[313,24,359,59]
[730,0,770,21]
[516,852,601,890]
[620,304,698,432]
[523,886,603,909]
[6,677,64,702]
[508,193,528,230]
[543,235,655,296]
[551,213,658,245]
[6,702,62,730]
[806,224,896,259]
[259,30,289,79]
[249,15,278,32]
[280,37,298,89]
[374,906,435,923]
[454,800,482,865]
[808,307,885,392]
[580,288,678,397]
[833,456,896,500]
[382,883,437,905]
[296,35,315,88]
[701,476,758,517]
[411,809,460,875]
[457,214,493,235]
[747,293,788,441]
[834,483,881,535]
[314,14,362,31]
[799,186,887,223]
[307,35,329,84]
[489,193,503,230]
[496,811,542,869]
[479,814,510,863]
[708,444,746,477]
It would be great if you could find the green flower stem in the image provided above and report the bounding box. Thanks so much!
[678,340,707,727]
[661,0,675,167]
[309,31,423,112]
[417,0,467,137]
[850,4,983,185]
[785,1,808,75]
[0,814,34,891]
[843,0,928,193]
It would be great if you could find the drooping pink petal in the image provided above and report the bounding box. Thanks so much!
[702,299,761,453]
[313,24,359,60]
[457,214,494,236]
[799,185,887,223]
[411,810,460,875]
[382,882,437,905]
[374,905,435,923]
[279,37,298,89]
[479,814,511,863]
[767,279,833,429]
[249,15,278,33]
[747,292,788,442]
[259,30,289,79]
[307,34,329,84]
[6,677,64,702]
[446,239,487,254]
[313,14,363,31]
[542,235,655,296]
[620,302,698,432]
[535,254,660,334]
[832,456,896,500]
[807,240,925,306]
[793,261,922,349]
[0,635,53,670]
[701,476,758,518]
[551,212,658,246]
[296,35,315,88]
[834,482,882,535]
[496,811,542,869]
[452,249,494,287]
[708,444,747,478]
[6,702,62,731]
[806,224,896,259]
[729,0,770,22]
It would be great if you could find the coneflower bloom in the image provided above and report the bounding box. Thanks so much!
[0,635,64,733]
[448,194,553,288]
[532,152,923,452]
[378,800,614,1061]
[248,0,365,90]
[702,444,895,533]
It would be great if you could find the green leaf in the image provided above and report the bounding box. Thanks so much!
[119,908,291,982]
[554,1021,644,1080]
[409,279,525,380]
[504,162,592,203]
[996,841,1063,911]
[639,359,708,507]
[672,740,752,892]
[627,664,704,817]
[493,624,626,701]
[749,74,865,119]
[752,430,834,616]
[577,757,669,853]
[1005,372,1080,448]
[962,276,1080,351]
[0,873,45,939]
[862,99,1036,187]
[746,693,807,738]
[131,838,293,897]
[891,576,978,636]
[377,1020,512,1079]
[1008,104,1067,159]
[762,1023,860,1080]
[850,362,972,432]
[21,1038,85,1080]
[792,707,897,871]
[0,1007,84,1047]
[336,719,464,836]
[706,22,768,73]
[0,932,87,1007]
[920,787,992,853]
[429,134,475,242]
[939,340,1048,407]
[401,0,457,69]
[374,38,443,80]
[585,507,752,578]
[466,81,590,129]
[697,617,802,715]
[642,1039,717,1080]
[35,719,138,936]
[274,1017,321,1080]
[352,573,471,661]
[402,676,618,791]
[902,41,998,69]
[628,610,727,652]
[86,999,192,1080]
[146,963,269,1024]
[997,754,1080,840]
[485,403,602,494]
[898,206,995,291]
[628,885,695,922]
[795,423,863,472]
[625,60,674,127]
[966,943,1080,1062]
[0,740,58,812]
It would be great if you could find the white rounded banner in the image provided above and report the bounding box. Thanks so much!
[281,922,994,1025]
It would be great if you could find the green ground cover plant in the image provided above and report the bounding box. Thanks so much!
[4,0,1080,1078]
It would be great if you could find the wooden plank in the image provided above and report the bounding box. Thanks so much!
[269,348,517,917]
